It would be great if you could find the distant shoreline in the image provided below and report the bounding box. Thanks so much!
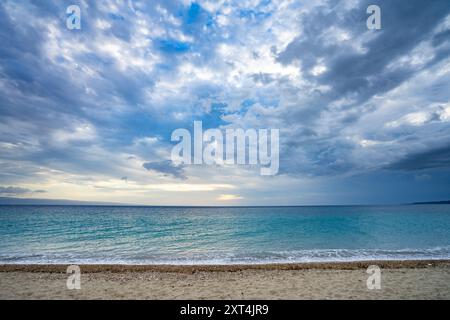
[411,200,450,205]
[1,259,449,273]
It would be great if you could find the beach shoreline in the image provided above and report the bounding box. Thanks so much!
[1,259,449,273]
[1,260,449,299]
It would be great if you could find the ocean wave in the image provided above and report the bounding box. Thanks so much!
[1,247,450,265]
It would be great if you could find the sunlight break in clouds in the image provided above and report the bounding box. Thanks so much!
[217,194,244,201]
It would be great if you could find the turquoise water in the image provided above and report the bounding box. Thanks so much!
[0,205,449,264]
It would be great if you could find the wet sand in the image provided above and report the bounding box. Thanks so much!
[1,260,449,299]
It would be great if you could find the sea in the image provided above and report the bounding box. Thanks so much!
[0,204,449,264]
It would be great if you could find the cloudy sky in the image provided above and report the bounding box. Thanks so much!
[0,0,450,205]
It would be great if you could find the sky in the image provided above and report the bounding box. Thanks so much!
[0,0,450,206]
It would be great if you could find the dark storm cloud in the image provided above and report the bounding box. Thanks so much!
[143,161,187,180]
[388,145,450,171]
[0,0,178,178]
[278,0,450,105]
[271,0,450,177]
[0,186,46,195]
[0,0,450,205]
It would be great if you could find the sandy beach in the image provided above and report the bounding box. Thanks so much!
[0,260,449,299]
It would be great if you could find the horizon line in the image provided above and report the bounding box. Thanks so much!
[0,197,449,207]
